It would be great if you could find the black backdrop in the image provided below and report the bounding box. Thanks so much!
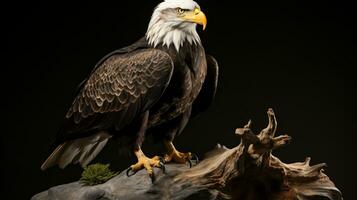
[3,1,352,199]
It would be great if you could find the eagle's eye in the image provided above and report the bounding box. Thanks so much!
[176,8,186,15]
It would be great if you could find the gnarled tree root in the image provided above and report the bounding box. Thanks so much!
[151,108,342,200]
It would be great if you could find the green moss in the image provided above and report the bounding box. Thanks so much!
[80,163,119,186]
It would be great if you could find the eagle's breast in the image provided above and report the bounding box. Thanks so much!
[148,43,207,126]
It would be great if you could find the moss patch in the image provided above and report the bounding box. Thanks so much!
[80,163,119,186]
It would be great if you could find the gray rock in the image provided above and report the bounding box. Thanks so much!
[31,164,209,200]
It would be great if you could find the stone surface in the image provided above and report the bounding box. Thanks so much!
[31,164,205,200]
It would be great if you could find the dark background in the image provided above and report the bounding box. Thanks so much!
[3,0,352,199]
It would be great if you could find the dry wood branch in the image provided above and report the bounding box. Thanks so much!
[166,108,342,200]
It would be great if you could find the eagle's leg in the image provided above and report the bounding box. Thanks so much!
[126,111,165,182]
[163,141,198,167]
[127,148,165,181]
[161,109,198,166]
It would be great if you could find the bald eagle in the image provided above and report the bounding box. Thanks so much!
[41,0,219,180]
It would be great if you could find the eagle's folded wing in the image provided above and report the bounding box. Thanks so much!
[56,49,174,143]
[191,54,219,118]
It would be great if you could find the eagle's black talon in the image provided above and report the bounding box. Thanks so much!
[150,173,156,183]
[158,161,166,174]
[158,156,166,164]
[192,153,199,164]
[126,167,136,177]
[186,153,198,168]
[188,159,193,168]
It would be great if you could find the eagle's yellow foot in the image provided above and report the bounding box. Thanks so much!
[126,149,165,182]
[164,141,199,167]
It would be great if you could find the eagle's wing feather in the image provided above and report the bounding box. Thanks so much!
[57,48,174,143]
[191,54,219,118]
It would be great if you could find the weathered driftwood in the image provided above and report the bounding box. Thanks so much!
[32,109,342,200]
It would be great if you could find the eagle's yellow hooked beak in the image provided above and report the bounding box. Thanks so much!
[181,8,207,30]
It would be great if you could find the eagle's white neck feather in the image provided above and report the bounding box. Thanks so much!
[146,0,201,51]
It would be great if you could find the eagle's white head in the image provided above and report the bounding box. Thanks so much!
[146,0,207,51]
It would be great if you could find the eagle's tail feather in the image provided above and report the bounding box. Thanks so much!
[41,131,112,170]
[40,143,66,170]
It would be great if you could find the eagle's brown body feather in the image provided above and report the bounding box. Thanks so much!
[41,37,218,170]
